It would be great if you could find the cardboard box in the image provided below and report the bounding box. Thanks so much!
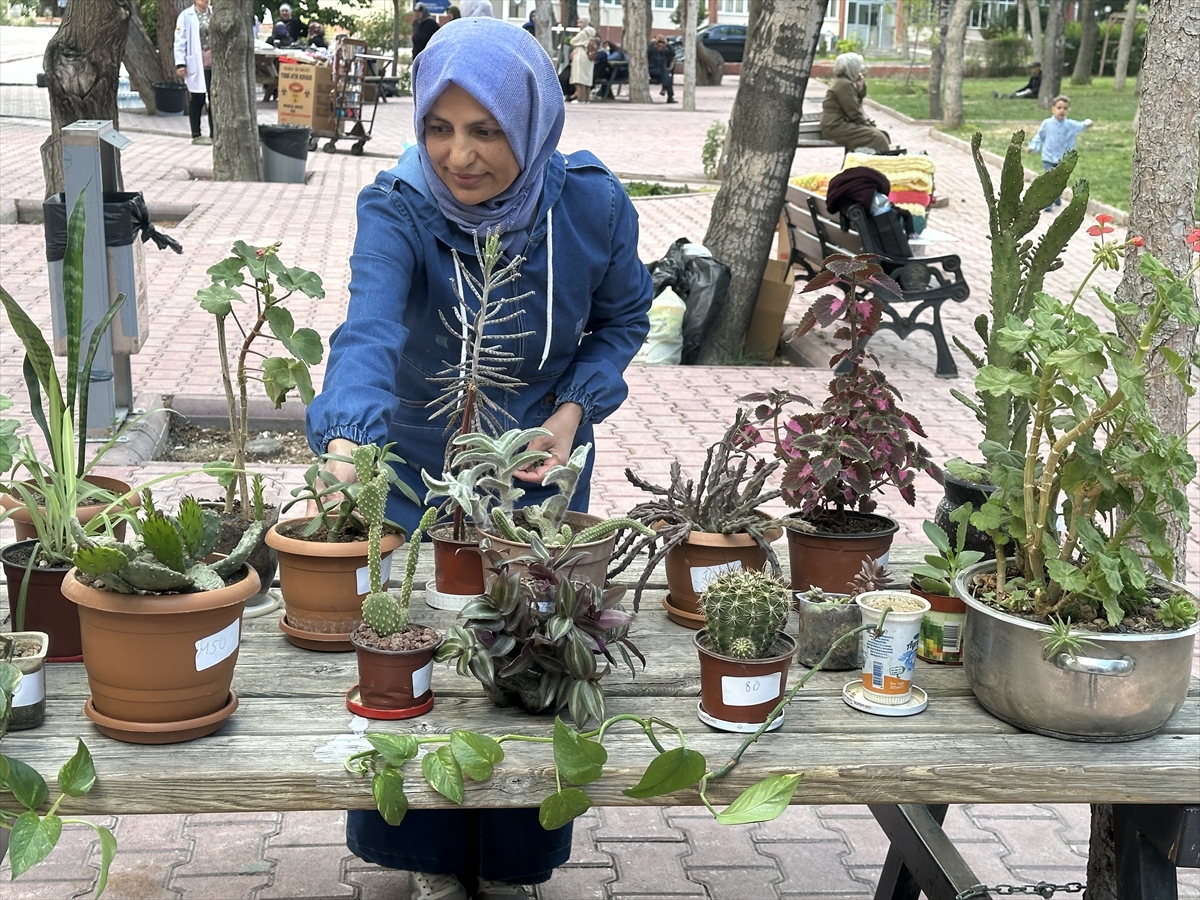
[277,62,334,128]
[743,257,796,361]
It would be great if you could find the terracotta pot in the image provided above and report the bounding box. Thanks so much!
[663,523,784,626]
[910,582,966,666]
[933,464,997,558]
[62,564,259,741]
[694,629,796,727]
[0,540,82,660]
[482,511,615,589]
[795,593,861,670]
[0,475,137,542]
[786,512,899,594]
[265,519,405,640]
[5,630,49,730]
[430,522,485,596]
[350,627,441,713]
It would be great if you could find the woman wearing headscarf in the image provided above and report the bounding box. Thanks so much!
[568,14,597,102]
[820,52,891,153]
[306,19,652,899]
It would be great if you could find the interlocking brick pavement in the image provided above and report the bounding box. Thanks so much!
[2,22,1199,899]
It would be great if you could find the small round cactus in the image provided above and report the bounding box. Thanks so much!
[700,568,791,659]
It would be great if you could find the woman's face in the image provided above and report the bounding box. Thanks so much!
[425,84,520,206]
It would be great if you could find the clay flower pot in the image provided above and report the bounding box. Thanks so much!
[0,475,137,543]
[62,564,259,743]
[1,540,82,661]
[663,523,784,629]
[266,518,404,650]
[349,625,442,719]
[481,511,616,590]
[427,522,485,611]
[786,512,899,594]
[694,629,796,732]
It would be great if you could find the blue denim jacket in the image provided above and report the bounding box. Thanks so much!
[306,149,652,533]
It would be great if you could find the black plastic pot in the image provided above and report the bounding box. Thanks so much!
[934,464,998,557]
[153,81,187,116]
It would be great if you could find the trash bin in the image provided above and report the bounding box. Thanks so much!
[153,81,187,116]
[259,124,311,184]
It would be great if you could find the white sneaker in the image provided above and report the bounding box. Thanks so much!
[410,872,469,900]
[475,880,530,899]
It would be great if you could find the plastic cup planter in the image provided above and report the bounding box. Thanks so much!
[842,591,931,717]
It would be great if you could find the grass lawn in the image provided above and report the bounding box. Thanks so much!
[866,76,1141,212]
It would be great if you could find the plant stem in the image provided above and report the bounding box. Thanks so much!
[216,314,239,512]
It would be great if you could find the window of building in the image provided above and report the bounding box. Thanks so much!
[970,1,1020,30]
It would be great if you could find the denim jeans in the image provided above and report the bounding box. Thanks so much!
[346,808,572,886]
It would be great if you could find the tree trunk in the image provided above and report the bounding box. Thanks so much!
[1071,0,1096,83]
[928,0,949,120]
[624,0,651,103]
[1110,0,1200,583]
[124,2,161,115]
[939,0,970,129]
[695,42,725,85]
[1026,0,1043,65]
[1086,804,1118,900]
[589,0,601,36]
[535,0,554,57]
[696,0,824,364]
[1038,0,1065,107]
[211,0,262,182]
[682,0,697,109]
[41,0,132,198]
[1113,6,1138,90]
[393,0,401,74]
[1016,0,1024,39]
[159,0,188,80]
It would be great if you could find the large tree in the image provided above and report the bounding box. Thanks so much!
[1113,3,1139,91]
[623,0,651,103]
[1071,0,1097,84]
[681,0,697,110]
[1026,0,1043,66]
[939,0,971,129]
[159,0,189,81]
[1038,0,1066,107]
[534,0,553,56]
[1088,3,1200,895]
[927,0,949,120]
[124,2,163,115]
[695,0,824,364]
[211,0,262,182]
[41,0,132,197]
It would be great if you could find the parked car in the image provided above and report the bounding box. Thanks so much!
[667,24,746,64]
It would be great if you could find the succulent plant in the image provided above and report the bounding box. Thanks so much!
[70,495,263,594]
[699,569,792,660]
[849,557,894,596]
[910,518,984,596]
[1156,595,1199,630]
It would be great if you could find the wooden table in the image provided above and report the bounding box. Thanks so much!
[4,547,1198,899]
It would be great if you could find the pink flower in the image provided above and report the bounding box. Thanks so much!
[1186,228,1200,253]
[1129,235,1145,248]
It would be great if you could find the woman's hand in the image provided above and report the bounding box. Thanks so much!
[514,402,583,484]
[307,438,360,516]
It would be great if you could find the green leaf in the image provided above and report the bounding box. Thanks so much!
[538,788,592,831]
[1046,347,1106,380]
[205,255,246,287]
[277,266,325,298]
[372,767,409,826]
[714,774,803,825]
[195,283,239,317]
[94,824,117,895]
[975,367,1040,399]
[1,754,49,810]
[1045,559,1090,593]
[921,520,950,555]
[421,746,465,804]
[552,717,607,786]
[623,748,707,799]
[57,739,96,797]
[450,731,504,782]
[265,305,296,341]
[8,811,61,878]
[365,733,419,766]
[284,327,324,366]
[261,356,295,407]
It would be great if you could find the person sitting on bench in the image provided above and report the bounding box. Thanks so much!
[820,52,890,153]
[993,61,1041,99]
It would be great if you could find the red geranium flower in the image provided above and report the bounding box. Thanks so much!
[1087,214,1115,237]
[1186,228,1200,253]
[1129,235,1144,248]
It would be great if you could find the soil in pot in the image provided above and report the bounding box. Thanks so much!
[694,630,796,728]
[430,522,485,596]
[1,475,138,543]
[350,623,440,713]
[0,541,82,660]
[795,594,861,670]
[786,512,898,594]
[197,499,280,598]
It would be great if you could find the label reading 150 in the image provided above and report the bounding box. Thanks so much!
[721,671,781,707]
[195,619,240,672]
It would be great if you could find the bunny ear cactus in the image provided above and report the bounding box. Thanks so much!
[71,496,264,594]
[700,569,792,660]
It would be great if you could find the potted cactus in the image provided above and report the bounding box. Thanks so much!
[60,495,264,743]
[348,444,441,718]
[693,568,796,732]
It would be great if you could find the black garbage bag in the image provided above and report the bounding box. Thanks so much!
[678,244,731,365]
[646,236,689,298]
[43,191,183,259]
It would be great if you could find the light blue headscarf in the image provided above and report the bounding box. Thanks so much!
[411,18,565,246]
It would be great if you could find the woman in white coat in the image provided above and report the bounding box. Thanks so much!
[568,14,596,103]
[174,0,213,145]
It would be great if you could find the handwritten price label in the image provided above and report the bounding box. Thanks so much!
[721,671,781,707]
[195,619,240,672]
[356,553,394,596]
[690,560,742,594]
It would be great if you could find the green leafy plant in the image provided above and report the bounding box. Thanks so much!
[609,409,784,611]
[910,515,985,595]
[0,394,19,474]
[1157,595,1200,630]
[699,569,791,660]
[1039,614,1099,661]
[701,120,726,179]
[1,635,114,896]
[70,494,264,594]
[968,219,1200,629]
[437,536,643,725]
[194,240,325,517]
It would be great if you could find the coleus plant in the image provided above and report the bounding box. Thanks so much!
[742,255,941,528]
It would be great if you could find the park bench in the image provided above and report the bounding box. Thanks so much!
[797,111,839,148]
[782,182,970,377]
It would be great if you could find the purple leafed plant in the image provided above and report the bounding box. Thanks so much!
[742,254,940,529]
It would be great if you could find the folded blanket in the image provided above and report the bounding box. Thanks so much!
[843,153,936,196]
[789,172,835,195]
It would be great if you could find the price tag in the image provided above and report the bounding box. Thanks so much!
[721,671,781,707]
[356,552,394,596]
[690,560,742,594]
[12,667,45,708]
[411,659,434,698]
[195,619,240,672]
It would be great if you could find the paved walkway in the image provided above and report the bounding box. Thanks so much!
[1,23,1198,900]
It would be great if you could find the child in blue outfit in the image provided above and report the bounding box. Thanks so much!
[1027,94,1092,212]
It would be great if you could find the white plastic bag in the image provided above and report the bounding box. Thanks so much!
[634,286,687,365]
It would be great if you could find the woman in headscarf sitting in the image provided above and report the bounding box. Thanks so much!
[820,52,891,154]
[306,19,652,899]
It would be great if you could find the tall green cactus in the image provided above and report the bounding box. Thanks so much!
[699,569,791,660]
[71,496,263,594]
[957,131,1091,456]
